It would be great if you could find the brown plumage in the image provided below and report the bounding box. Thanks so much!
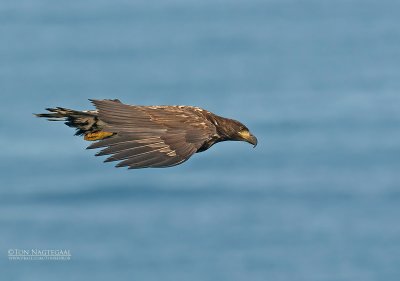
[35,99,258,169]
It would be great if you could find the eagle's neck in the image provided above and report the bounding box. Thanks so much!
[206,114,236,140]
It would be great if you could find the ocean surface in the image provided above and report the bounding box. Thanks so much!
[1,0,400,280]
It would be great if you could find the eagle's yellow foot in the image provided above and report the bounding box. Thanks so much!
[84,131,114,141]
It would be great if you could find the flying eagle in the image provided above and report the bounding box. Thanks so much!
[35,99,258,169]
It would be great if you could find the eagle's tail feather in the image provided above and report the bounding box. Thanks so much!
[35,107,101,136]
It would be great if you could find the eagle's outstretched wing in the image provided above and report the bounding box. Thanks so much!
[87,99,216,169]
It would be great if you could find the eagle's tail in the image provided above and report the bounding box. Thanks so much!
[35,107,114,141]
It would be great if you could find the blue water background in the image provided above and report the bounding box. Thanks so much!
[1,0,400,280]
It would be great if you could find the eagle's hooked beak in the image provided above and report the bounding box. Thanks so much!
[239,131,258,148]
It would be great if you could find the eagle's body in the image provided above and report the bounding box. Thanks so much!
[36,99,257,169]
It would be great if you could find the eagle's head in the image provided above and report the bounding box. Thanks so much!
[219,118,258,147]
